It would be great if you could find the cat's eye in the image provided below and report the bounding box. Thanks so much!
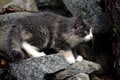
[84,30,89,34]
[84,31,88,34]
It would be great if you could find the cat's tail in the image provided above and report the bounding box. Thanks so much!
[5,24,24,62]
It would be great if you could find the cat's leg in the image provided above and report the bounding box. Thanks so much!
[6,25,24,62]
[22,42,46,57]
[55,39,83,63]
[72,48,83,62]
[55,41,75,64]
[59,45,83,64]
[59,50,76,64]
[63,50,83,64]
[59,47,83,64]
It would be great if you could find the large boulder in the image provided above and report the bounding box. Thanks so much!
[62,0,101,17]
[0,0,11,11]
[10,54,100,80]
[55,60,100,80]
[10,54,70,80]
[66,73,90,80]
[62,0,108,34]
[2,0,38,11]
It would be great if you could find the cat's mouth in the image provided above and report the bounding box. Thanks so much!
[83,28,93,41]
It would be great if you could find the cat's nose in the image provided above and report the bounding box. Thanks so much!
[89,33,93,39]
[89,29,93,39]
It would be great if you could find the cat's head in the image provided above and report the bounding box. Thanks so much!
[73,16,94,41]
[64,16,96,47]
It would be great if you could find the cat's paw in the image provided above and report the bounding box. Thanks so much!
[31,52,46,57]
[10,50,24,62]
[59,50,76,64]
[65,56,76,64]
[76,55,83,62]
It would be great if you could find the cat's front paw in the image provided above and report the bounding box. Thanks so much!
[76,55,83,62]
[9,50,24,62]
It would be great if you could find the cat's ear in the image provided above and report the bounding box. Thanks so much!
[73,17,84,29]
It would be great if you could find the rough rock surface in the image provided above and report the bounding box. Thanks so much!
[62,0,101,17]
[35,0,72,17]
[67,73,90,80]
[3,0,38,11]
[10,54,70,80]
[35,0,59,6]
[10,54,100,80]
[55,60,100,79]
[0,0,11,11]
[62,0,108,34]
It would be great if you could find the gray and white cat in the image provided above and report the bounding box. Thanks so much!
[5,11,93,63]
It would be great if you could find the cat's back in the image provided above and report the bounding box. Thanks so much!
[14,11,61,26]
[11,11,72,35]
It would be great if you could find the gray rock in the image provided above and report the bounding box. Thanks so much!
[90,74,101,80]
[66,73,90,80]
[0,12,33,51]
[10,53,70,80]
[35,0,60,6]
[0,0,11,11]
[0,68,4,74]
[62,0,101,17]
[3,0,38,11]
[0,12,33,26]
[55,60,100,79]
[62,0,108,33]
[35,0,72,17]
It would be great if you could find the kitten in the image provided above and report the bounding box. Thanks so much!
[5,11,93,63]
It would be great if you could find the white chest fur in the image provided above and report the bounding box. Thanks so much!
[83,29,93,41]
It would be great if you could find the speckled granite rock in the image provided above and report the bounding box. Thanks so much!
[62,0,101,17]
[62,0,108,34]
[66,73,90,80]
[55,60,100,79]
[10,55,100,80]
[10,53,70,80]
[35,0,59,6]
[3,0,38,11]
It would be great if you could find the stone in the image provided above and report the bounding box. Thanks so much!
[0,68,4,74]
[35,0,58,6]
[35,0,72,17]
[62,0,108,34]
[10,53,70,80]
[0,0,11,11]
[55,60,101,79]
[62,0,101,17]
[67,73,90,80]
[3,0,38,11]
